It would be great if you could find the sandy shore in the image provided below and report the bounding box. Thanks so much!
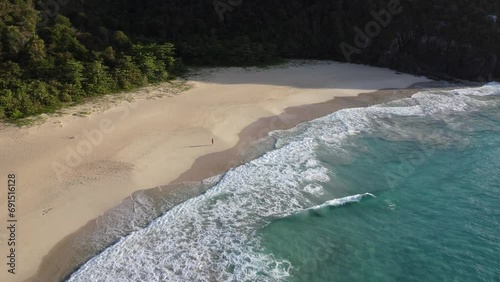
[0,60,431,281]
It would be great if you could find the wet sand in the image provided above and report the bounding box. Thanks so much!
[0,60,432,282]
[29,83,443,282]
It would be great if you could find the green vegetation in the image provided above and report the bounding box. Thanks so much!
[1,0,500,120]
[0,0,184,120]
[58,0,500,75]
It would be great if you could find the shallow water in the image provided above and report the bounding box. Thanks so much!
[68,83,500,282]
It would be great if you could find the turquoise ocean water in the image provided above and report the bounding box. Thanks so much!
[68,83,500,282]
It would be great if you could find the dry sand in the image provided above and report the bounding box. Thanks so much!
[0,60,431,281]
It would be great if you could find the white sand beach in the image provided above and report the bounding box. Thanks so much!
[0,61,430,281]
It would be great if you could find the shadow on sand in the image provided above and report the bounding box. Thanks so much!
[185,144,212,148]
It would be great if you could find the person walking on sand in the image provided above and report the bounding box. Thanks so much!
[212,138,214,145]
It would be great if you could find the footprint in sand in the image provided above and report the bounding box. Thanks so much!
[41,208,53,215]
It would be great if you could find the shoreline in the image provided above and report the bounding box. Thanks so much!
[29,82,441,282]
[0,60,433,282]
[171,81,448,184]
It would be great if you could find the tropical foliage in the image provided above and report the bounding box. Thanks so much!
[2,0,500,119]
[0,0,182,119]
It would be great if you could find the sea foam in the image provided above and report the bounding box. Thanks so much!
[68,83,500,282]
[307,193,376,211]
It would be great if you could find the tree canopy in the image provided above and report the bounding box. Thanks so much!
[0,0,183,120]
[1,0,500,120]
